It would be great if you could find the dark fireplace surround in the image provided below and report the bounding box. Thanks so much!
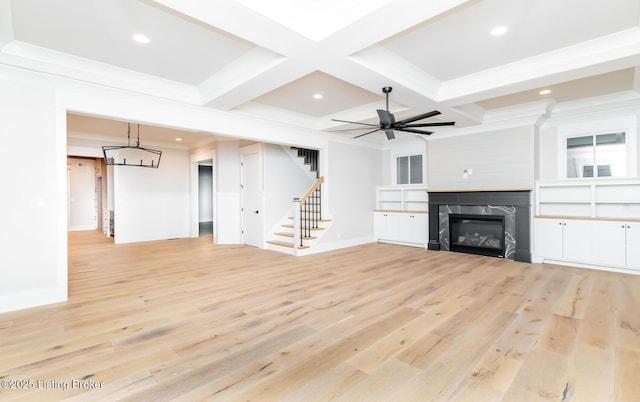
[428,190,531,262]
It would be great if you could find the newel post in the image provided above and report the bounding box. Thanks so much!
[293,197,301,252]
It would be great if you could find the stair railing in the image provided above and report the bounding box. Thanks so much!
[293,176,324,249]
[296,148,319,179]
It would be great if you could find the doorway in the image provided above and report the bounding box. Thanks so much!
[67,157,98,231]
[241,145,263,247]
[198,162,214,236]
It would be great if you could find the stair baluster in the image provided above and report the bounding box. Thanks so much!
[295,176,324,248]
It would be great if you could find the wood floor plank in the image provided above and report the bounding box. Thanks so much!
[614,346,640,401]
[0,230,639,400]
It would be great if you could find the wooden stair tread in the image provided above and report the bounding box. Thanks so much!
[275,232,317,240]
[287,217,332,222]
[281,224,325,231]
[266,240,309,249]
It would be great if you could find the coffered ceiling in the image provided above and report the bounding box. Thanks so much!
[2,0,640,145]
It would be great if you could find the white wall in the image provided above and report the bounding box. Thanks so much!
[263,144,315,234]
[428,126,534,190]
[216,140,241,244]
[0,78,67,313]
[318,141,382,248]
[114,146,190,244]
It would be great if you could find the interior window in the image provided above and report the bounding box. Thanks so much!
[566,132,625,178]
[397,154,423,184]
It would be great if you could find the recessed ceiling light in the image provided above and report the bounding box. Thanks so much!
[539,89,552,95]
[175,137,182,142]
[313,93,323,99]
[133,34,150,44]
[490,26,508,36]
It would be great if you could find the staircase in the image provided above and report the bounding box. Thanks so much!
[294,147,319,178]
[266,148,331,255]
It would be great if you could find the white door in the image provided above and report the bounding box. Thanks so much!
[68,158,97,231]
[241,151,262,247]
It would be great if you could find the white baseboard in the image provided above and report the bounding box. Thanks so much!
[0,286,67,314]
[535,257,640,276]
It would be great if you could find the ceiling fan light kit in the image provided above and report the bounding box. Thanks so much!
[102,123,162,168]
[331,87,455,140]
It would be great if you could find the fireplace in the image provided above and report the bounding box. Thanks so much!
[427,190,531,262]
[449,214,505,258]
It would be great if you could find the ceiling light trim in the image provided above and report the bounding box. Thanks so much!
[490,26,508,36]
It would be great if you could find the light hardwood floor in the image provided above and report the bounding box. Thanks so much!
[1,231,639,401]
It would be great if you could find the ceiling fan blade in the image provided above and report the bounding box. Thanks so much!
[395,110,441,125]
[376,109,395,127]
[329,127,385,132]
[395,127,433,135]
[353,128,381,138]
[399,121,455,128]
[331,118,379,127]
[384,129,395,140]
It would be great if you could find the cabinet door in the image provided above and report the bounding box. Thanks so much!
[412,214,428,245]
[373,212,399,241]
[397,214,413,243]
[397,214,428,245]
[534,218,563,259]
[626,223,640,269]
[373,212,386,240]
[591,221,625,266]
[562,220,592,262]
[591,220,626,266]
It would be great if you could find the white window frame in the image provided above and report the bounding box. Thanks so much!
[557,115,637,179]
[395,154,424,185]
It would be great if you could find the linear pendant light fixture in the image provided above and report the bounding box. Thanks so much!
[102,123,162,168]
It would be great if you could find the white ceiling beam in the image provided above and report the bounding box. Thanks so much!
[202,58,313,110]
[152,0,475,112]
[149,0,310,55]
[198,47,286,108]
[1,41,200,104]
[318,0,475,56]
[439,28,640,106]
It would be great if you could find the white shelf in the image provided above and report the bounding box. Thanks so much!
[376,185,428,212]
[536,178,640,220]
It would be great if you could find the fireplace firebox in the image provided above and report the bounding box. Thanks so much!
[449,214,505,258]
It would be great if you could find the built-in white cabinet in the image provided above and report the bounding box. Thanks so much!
[397,213,428,245]
[534,218,592,263]
[535,178,640,273]
[374,211,427,247]
[374,185,428,247]
[591,221,640,269]
[374,212,399,242]
[535,217,639,271]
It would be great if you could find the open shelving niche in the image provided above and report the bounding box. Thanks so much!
[535,178,640,220]
[375,185,428,212]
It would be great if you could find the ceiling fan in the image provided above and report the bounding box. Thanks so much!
[331,87,455,140]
